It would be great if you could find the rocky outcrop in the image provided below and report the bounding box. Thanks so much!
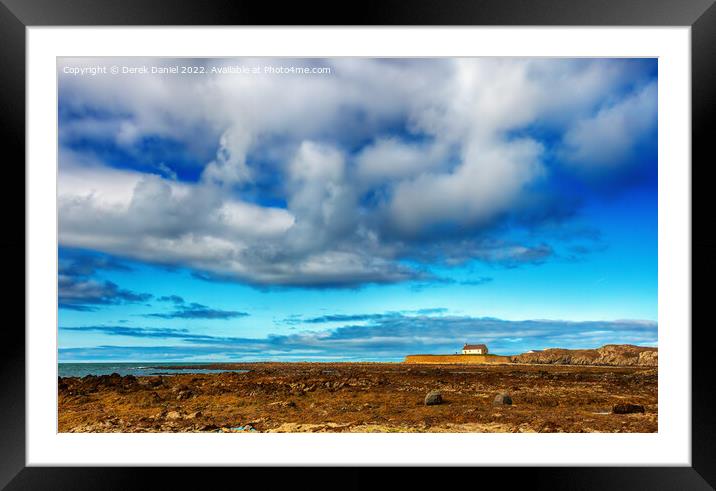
[511,344,657,367]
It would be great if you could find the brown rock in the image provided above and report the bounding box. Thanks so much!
[425,390,443,405]
[612,403,645,414]
[176,390,193,400]
[494,393,513,405]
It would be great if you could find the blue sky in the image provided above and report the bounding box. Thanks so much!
[57,57,657,362]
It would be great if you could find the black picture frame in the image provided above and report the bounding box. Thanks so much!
[2,0,713,488]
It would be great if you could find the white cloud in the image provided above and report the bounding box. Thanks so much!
[354,138,450,185]
[561,81,657,170]
[289,141,345,183]
[388,137,544,235]
[57,58,657,287]
[201,125,253,185]
[217,201,294,239]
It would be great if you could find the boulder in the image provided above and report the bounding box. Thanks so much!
[612,403,645,414]
[493,393,513,405]
[176,389,194,400]
[166,411,182,420]
[139,391,163,407]
[171,384,190,394]
[424,390,443,406]
[147,377,164,388]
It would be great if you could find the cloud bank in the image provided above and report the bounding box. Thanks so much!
[59,313,657,362]
[58,58,657,288]
[58,253,152,311]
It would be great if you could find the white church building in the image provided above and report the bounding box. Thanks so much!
[462,343,488,355]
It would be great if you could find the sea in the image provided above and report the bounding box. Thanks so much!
[58,362,249,378]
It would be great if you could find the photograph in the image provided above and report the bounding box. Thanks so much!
[56,56,658,434]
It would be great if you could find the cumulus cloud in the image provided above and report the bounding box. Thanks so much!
[202,126,254,185]
[386,137,545,235]
[561,81,657,171]
[58,58,657,288]
[354,138,451,185]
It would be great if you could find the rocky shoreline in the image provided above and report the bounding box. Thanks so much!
[58,362,657,433]
[510,344,658,366]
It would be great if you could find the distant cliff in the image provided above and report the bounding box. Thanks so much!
[510,344,657,367]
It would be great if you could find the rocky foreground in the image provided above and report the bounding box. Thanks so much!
[58,362,657,433]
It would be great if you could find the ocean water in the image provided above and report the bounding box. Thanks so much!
[58,362,249,378]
